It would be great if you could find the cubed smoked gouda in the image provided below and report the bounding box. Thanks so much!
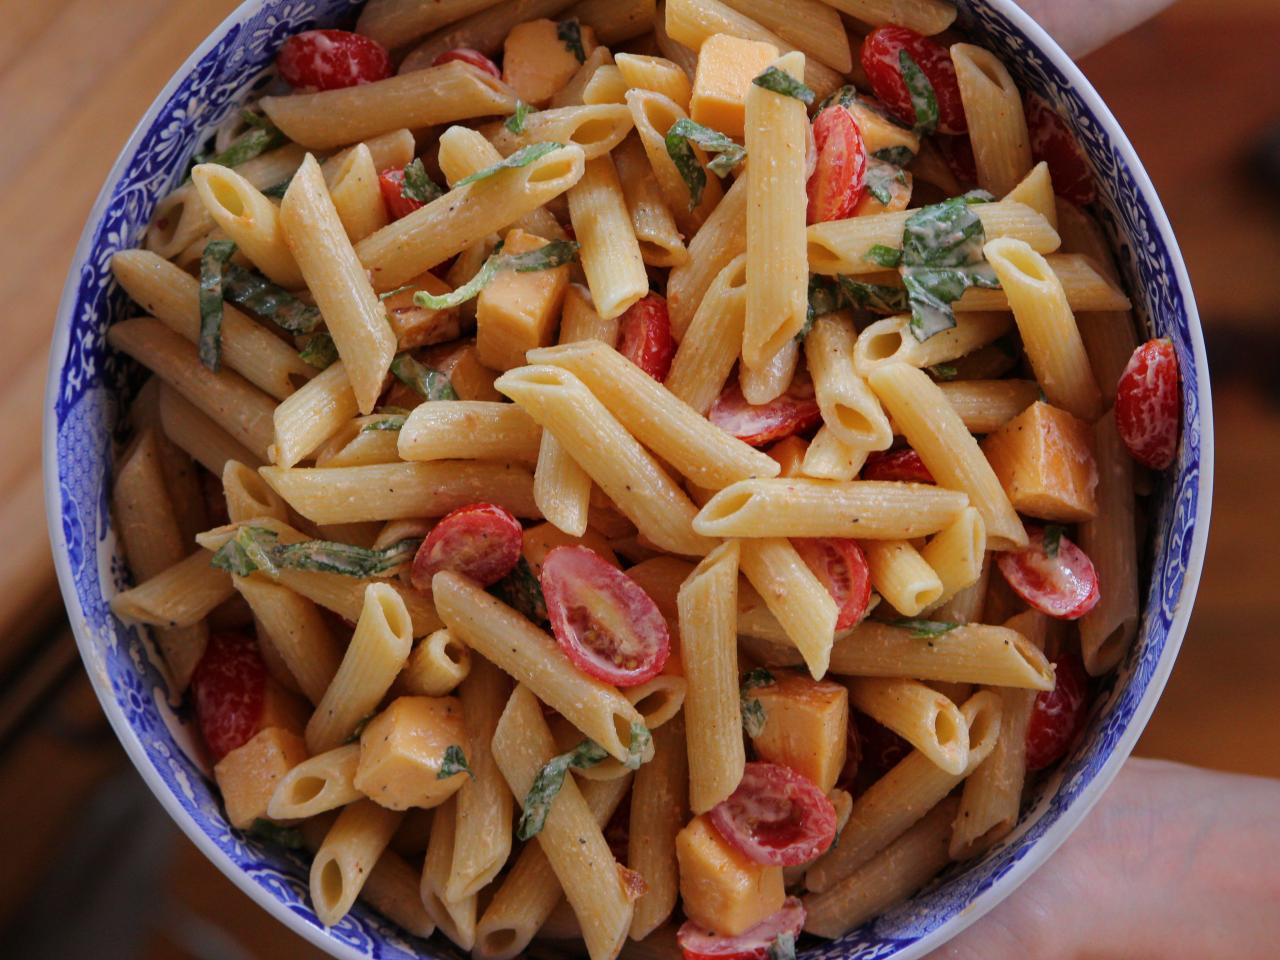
[981,401,1099,522]
[503,18,600,107]
[215,727,309,829]
[676,815,785,937]
[423,340,502,401]
[690,34,780,138]
[749,671,848,793]
[476,229,570,371]
[383,272,463,351]
[260,677,310,737]
[353,696,469,810]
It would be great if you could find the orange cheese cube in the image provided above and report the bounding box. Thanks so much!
[765,436,809,477]
[353,696,469,810]
[383,272,462,350]
[676,814,785,936]
[423,340,502,401]
[260,677,310,737]
[690,34,780,138]
[503,18,599,107]
[981,401,1099,522]
[476,229,570,371]
[215,727,309,829]
[749,672,848,793]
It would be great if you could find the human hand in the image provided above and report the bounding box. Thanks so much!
[1016,0,1176,57]
[926,758,1280,959]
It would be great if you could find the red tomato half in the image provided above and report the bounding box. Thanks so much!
[618,294,676,381]
[1024,93,1095,205]
[861,26,967,134]
[541,546,670,686]
[807,106,867,224]
[677,898,806,960]
[432,47,501,79]
[709,375,821,447]
[1115,338,1180,470]
[411,503,523,589]
[709,762,837,866]
[192,632,267,761]
[1026,653,1090,770]
[862,448,935,484]
[378,167,424,221]
[997,526,1101,620]
[277,30,392,91]
[793,538,872,630]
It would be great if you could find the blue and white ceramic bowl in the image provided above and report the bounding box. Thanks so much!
[43,1,1213,957]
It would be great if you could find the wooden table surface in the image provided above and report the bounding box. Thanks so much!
[2,0,1278,955]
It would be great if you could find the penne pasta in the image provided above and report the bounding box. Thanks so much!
[739,538,839,679]
[806,313,895,450]
[665,253,748,413]
[628,713,688,939]
[567,154,649,319]
[951,44,1033,197]
[310,799,404,927]
[862,539,944,617]
[612,133,688,268]
[267,744,363,820]
[397,401,542,462]
[271,362,359,469]
[845,677,969,775]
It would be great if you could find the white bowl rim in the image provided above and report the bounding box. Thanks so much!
[41,0,1214,957]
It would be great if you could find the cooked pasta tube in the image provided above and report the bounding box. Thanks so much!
[398,0,579,71]
[678,541,746,812]
[665,253,748,413]
[271,362,359,469]
[800,427,870,481]
[355,0,506,52]
[258,461,538,524]
[496,365,713,556]
[694,478,969,540]
[158,384,262,475]
[740,338,799,405]
[233,575,341,705]
[667,174,747,340]
[951,44,1033,197]
[222,459,289,524]
[924,379,1040,435]
[436,124,566,240]
[191,164,303,287]
[568,0,656,44]
[628,714,688,939]
[739,538,839,680]
[267,744,363,820]
[920,506,986,607]
[328,142,390,243]
[421,797,477,949]
[625,89,723,236]
[805,690,1001,892]
[486,104,635,161]
[956,253,1130,313]
[398,629,471,697]
[932,553,991,625]
[845,677,969,775]
[821,0,956,34]
[310,799,404,927]
[625,674,687,731]
[1005,160,1057,228]
[305,583,413,753]
[805,313,894,450]
[110,550,234,628]
[852,312,1014,378]
[616,51,692,107]
[491,685,634,960]
[861,539,944,617]
[312,416,404,469]
[432,571,649,763]
[397,401,542,462]
[567,154,649,319]
[581,64,629,105]
[612,134,688,268]
[552,46,616,109]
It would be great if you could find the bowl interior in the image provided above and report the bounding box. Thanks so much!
[44,1,1210,958]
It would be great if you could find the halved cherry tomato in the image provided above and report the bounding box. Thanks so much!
[1026,652,1090,770]
[432,47,501,79]
[862,447,935,484]
[709,375,821,447]
[807,105,867,224]
[618,294,676,381]
[192,632,267,761]
[793,538,872,630]
[277,30,392,91]
[1024,93,1095,205]
[861,26,967,134]
[540,546,670,686]
[997,526,1100,620]
[708,762,837,866]
[937,133,978,187]
[378,167,425,221]
[1115,338,1180,470]
[677,898,806,960]
[411,503,523,589]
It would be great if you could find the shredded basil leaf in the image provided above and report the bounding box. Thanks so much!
[299,332,338,370]
[211,527,420,579]
[752,66,815,105]
[412,240,579,311]
[865,244,903,268]
[390,354,458,401]
[361,415,406,433]
[1043,525,1065,558]
[624,720,652,770]
[456,142,564,187]
[261,178,291,199]
[556,18,586,62]
[198,240,237,372]
[401,157,443,204]
[742,668,776,691]
[800,276,842,341]
[739,668,775,737]
[518,739,609,839]
[505,240,581,272]
[900,196,1000,341]
[439,744,475,779]
[929,363,959,380]
[664,118,746,210]
[248,819,306,849]
[204,115,287,170]
[838,276,909,315]
[490,555,548,623]
[222,263,323,334]
[873,145,917,167]
[505,99,532,134]
[893,617,960,639]
[815,84,859,112]
[210,525,278,577]
[767,932,797,960]
[345,713,375,744]
[899,49,939,135]
[865,157,908,206]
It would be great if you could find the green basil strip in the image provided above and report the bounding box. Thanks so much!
[505,99,532,134]
[206,118,288,170]
[198,240,237,372]
[767,931,798,960]
[211,525,281,577]
[900,195,1000,341]
[273,537,421,577]
[838,276,909,315]
[505,240,580,272]
[345,713,375,744]
[360,415,406,433]
[752,66,816,105]
[260,178,291,199]
[741,668,778,692]
[739,667,775,737]
[898,49,939,135]
[222,263,323,334]
[557,18,586,62]
[455,141,564,187]
[378,282,417,301]
[412,240,579,311]
[893,617,960,639]
[438,744,476,780]
[865,156,908,206]
[928,362,959,380]
[401,157,443,204]
[490,555,548,623]
[298,332,338,370]
[815,84,859,112]
[248,819,306,849]
[1043,524,1065,558]
[664,118,746,210]
[873,145,917,167]
[390,354,459,401]
[624,720,652,770]
[518,739,610,840]
[865,244,903,268]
